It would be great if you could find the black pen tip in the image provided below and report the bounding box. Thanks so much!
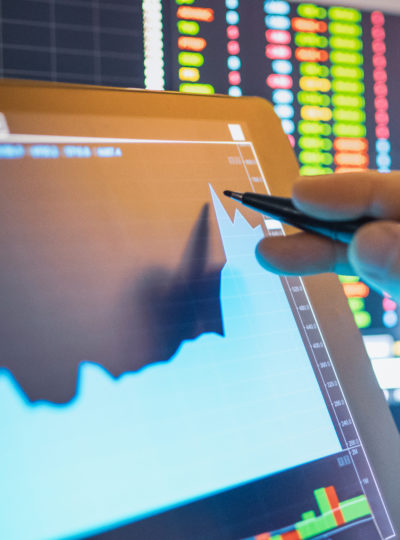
[224,190,243,202]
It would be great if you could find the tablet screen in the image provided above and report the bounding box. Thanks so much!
[0,101,394,539]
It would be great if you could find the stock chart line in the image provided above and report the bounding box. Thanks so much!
[0,185,340,540]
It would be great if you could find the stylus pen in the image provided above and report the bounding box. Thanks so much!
[223,190,376,244]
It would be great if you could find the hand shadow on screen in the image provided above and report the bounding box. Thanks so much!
[118,203,225,373]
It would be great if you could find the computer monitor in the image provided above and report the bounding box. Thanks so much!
[1,79,399,540]
[0,1,399,397]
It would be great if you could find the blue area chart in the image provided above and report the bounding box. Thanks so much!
[0,187,340,540]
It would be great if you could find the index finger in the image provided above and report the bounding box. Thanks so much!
[293,171,400,221]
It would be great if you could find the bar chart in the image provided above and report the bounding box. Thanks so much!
[246,485,372,539]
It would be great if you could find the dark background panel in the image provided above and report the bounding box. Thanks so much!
[0,0,144,86]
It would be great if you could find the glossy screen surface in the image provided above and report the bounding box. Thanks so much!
[0,103,393,539]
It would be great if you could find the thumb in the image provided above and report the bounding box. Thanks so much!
[348,221,400,303]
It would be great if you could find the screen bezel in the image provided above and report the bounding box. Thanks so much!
[1,78,400,537]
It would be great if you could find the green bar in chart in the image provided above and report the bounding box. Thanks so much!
[340,495,372,522]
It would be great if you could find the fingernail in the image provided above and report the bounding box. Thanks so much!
[349,222,400,278]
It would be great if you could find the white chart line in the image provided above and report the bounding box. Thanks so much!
[1,134,252,145]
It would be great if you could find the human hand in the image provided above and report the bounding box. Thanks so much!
[256,171,400,303]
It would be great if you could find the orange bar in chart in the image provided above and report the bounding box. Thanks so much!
[295,47,328,63]
[292,18,327,33]
[177,6,214,22]
[178,36,207,51]
[336,167,366,173]
[325,486,346,526]
[333,138,368,153]
[281,530,301,539]
[255,534,271,540]
[334,153,369,168]
[343,282,370,298]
